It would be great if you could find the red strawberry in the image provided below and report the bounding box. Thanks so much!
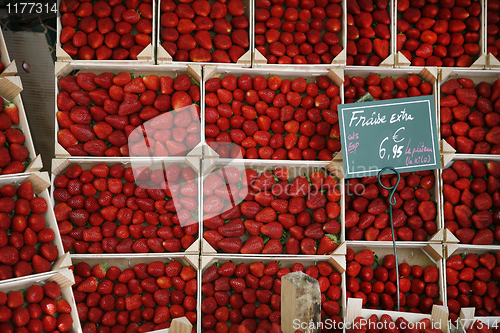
[317,234,339,255]
[354,249,374,266]
[3,102,19,124]
[77,277,98,292]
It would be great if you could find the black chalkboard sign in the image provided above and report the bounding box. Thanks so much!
[338,96,440,179]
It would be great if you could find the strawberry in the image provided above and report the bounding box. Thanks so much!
[354,249,374,266]
[91,263,108,279]
[77,277,98,293]
[317,234,339,255]
[3,102,19,124]
[240,236,264,254]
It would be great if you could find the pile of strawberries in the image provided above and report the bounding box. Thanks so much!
[488,1,500,60]
[447,251,500,322]
[73,260,196,333]
[345,171,438,241]
[201,260,342,333]
[344,74,433,102]
[160,0,249,63]
[203,167,341,254]
[440,77,500,154]
[54,163,199,254]
[0,282,73,332]
[346,0,390,66]
[0,181,59,281]
[397,0,481,67]
[57,72,200,157]
[0,99,30,175]
[348,315,444,333]
[59,0,153,60]
[205,74,341,160]
[347,249,442,313]
[254,0,343,65]
[442,160,500,245]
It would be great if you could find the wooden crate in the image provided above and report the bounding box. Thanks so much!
[202,65,344,161]
[156,0,252,67]
[252,0,346,69]
[71,254,198,333]
[347,243,446,314]
[199,255,346,332]
[0,269,81,333]
[200,159,346,256]
[0,172,70,283]
[54,62,202,158]
[0,80,42,175]
[394,0,486,69]
[51,157,201,255]
[56,0,155,64]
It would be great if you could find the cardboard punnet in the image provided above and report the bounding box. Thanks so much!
[199,255,346,331]
[54,62,202,158]
[56,0,155,64]
[0,172,70,283]
[252,0,346,68]
[202,65,344,161]
[200,159,345,256]
[51,158,201,255]
[439,69,500,158]
[394,0,486,69]
[347,243,446,314]
[439,154,500,245]
[157,0,252,67]
[71,254,198,332]
[0,269,82,333]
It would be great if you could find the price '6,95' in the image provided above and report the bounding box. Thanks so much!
[379,127,405,160]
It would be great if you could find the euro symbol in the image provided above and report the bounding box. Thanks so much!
[392,127,405,143]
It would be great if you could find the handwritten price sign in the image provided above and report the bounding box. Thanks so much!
[338,96,440,179]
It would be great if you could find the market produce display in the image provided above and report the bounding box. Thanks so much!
[39,0,500,332]
[57,72,201,157]
[442,159,500,245]
[254,0,343,65]
[345,171,438,241]
[72,260,197,332]
[203,166,341,254]
[201,260,342,333]
[205,73,341,160]
[347,249,442,313]
[440,77,500,154]
[346,0,391,66]
[396,0,481,67]
[54,162,199,254]
[0,282,73,332]
[159,0,250,63]
[59,0,154,60]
